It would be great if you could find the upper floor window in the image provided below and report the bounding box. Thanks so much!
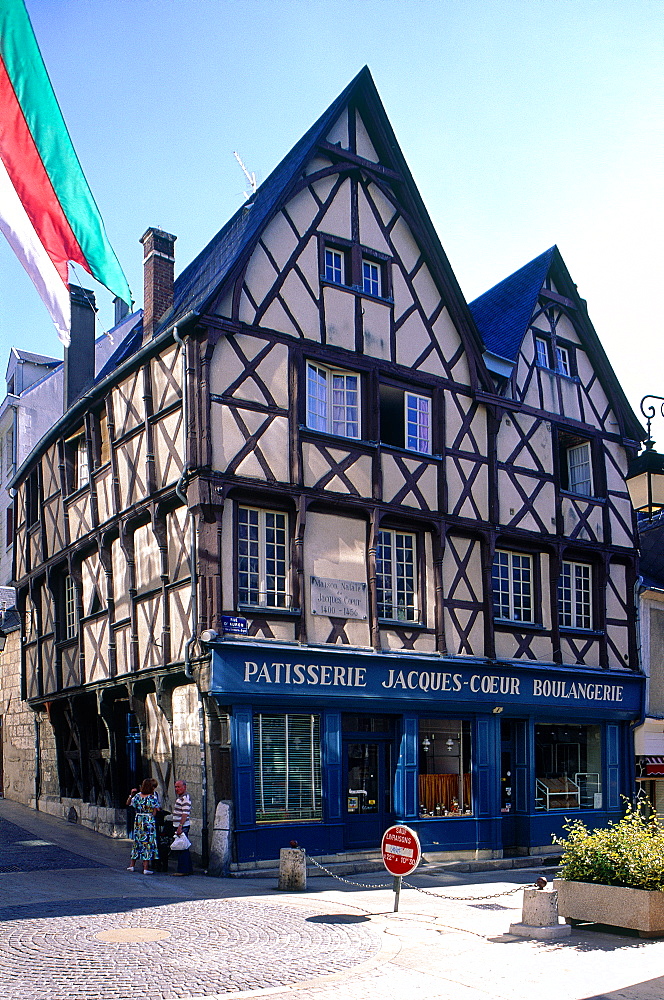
[492,550,533,623]
[5,428,13,475]
[376,529,419,622]
[555,345,571,377]
[64,574,77,639]
[558,561,592,629]
[26,469,40,527]
[558,431,594,497]
[535,337,550,368]
[5,505,13,549]
[306,362,360,439]
[238,506,289,609]
[379,385,431,454]
[65,428,90,493]
[324,247,344,285]
[362,259,381,297]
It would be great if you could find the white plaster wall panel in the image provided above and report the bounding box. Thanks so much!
[560,635,602,669]
[214,290,233,318]
[555,312,581,345]
[296,235,322,301]
[259,342,290,409]
[30,528,43,568]
[362,298,391,360]
[390,216,421,275]
[42,445,60,498]
[442,537,478,604]
[447,460,489,520]
[609,497,635,548]
[305,155,333,177]
[303,443,335,490]
[243,618,296,643]
[15,527,26,579]
[112,538,130,621]
[135,523,162,594]
[154,410,184,489]
[498,415,552,470]
[41,637,56,694]
[167,507,189,582]
[323,285,355,351]
[416,345,449,380]
[172,683,199,747]
[152,345,181,411]
[211,334,265,398]
[608,625,631,669]
[221,504,233,611]
[319,180,352,241]
[280,268,320,340]
[537,368,559,415]
[539,553,552,630]
[66,493,92,542]
[435,308,468,375]
[445,607,485,657]
[84,617,109,684]
[117,433,147,509]
[358,186,391,255]
[424,532,435,629]
[343,454,372,496]
[168,582,191,665]
[95,468,113,525]
[113,375,144,436]
[392,262,415,320]
[113,622,131,674]
[311,173,336,202]
[531,315,549,334]
[243,243,278,313]
[560,497,599,542]
[61,645,79,688]
[303,511,370,646]
[136,594,163,671]
[604,439,629,489]
[325,109,349,148]
[82,552,102,616]
[380,629,436,652]
[559,377,582,422]
[213,408,256,477]
[367,182,397,228]
[260,297,300,339]
[285,187,320,238]
[498,472,555,533]
[262,210,300,272]
[606,562,627,621]
[235,415,289,483]
[356,113,379,162]
[239,289,256,326]
[395,310,432,369]
[411,263,441,321]
[146,692,171,758]
[381,455,437,510]
[43,496,65,558]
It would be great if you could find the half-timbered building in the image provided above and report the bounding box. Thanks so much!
[9,68,644,866]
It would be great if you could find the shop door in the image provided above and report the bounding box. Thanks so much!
[343,740,395,849]
[501,719,528,854]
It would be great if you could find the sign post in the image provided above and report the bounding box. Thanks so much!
[381,824,421,912]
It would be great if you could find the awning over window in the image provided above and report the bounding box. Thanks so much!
[637,755,664,777]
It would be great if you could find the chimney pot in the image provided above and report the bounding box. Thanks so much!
[141,227,176,342]
[65,285,96,410]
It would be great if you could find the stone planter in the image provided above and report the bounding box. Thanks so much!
[554,878,664,938]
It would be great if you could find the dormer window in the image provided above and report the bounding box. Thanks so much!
[324,247,344,285]
[535,338,549,368]
[555,345,570,377]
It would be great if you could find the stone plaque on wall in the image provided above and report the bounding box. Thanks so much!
[310,576,368,620]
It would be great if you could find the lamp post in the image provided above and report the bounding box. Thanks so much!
[626,396,664,521]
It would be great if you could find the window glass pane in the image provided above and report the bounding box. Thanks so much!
[238,507,288,608]
[558,562,592,629]
[556,345,570,376]
[324,248,343,284]
[65,575,77,639]
[418,719,472,817]
[306,363,328,431]
[492,550,533,622]
[376,529,418,621]
[535,338,549,368]
[254,713,322,822]
[362,260,380,296]
[568,442,592,495]
[405,393,431,454]
[535,724,602,810]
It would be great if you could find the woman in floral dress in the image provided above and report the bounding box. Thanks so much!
[126,778,159,873]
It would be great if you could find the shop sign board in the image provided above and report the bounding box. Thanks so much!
[310,576,368,620]
[221,616,248,636]
[382,824,421,877]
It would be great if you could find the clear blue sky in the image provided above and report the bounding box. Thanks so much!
[1,0,662,421]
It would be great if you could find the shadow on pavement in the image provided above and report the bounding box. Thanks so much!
[580,975,664,999]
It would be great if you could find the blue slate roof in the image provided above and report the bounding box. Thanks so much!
[469,247,556,362]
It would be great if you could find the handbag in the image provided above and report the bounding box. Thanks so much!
[170,832,191,851]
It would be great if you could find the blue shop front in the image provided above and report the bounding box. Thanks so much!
[208,644,644,863]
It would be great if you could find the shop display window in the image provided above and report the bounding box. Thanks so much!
[535,724,602,810]
[253,713,322,823]
[418,719,472,817]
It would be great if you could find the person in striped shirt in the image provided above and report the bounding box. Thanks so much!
[171,779,193,876]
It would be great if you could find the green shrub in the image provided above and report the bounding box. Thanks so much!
[553,800,664,892]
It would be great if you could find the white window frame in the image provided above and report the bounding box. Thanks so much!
[558,561,592,630]
[567,441,593,496]
[77,436,90,490]
[306,362,360,439]
[324,247,344,285]
[362,259,380,297]
[376,529,419,623]
[405,391,431,454]
[555,345,571,376]
[535,337,549,368]
[492,550,533,623]
[238,506,289,609]
[64,574,77,639]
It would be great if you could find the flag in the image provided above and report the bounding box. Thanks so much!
[0,0,131,345]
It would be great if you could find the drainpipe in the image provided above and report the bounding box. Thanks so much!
[173,314,208,863]
[34,713,41,810]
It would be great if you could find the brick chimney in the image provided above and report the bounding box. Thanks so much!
[140,227,176,341]
[64,285,96,410]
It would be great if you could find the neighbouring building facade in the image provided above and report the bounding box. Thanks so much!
[634,518,664,815]
[7,69,645,866]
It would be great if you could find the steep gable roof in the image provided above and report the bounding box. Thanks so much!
[157,67,492,390]
[470,246,643,442]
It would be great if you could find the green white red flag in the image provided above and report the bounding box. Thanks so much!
[0,0,131,345]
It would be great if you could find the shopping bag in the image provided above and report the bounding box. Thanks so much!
[170,832,191,851]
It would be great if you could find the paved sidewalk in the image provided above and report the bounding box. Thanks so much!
[1,798,663,1000]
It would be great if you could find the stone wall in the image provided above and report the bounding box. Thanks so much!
[0,629,36,805]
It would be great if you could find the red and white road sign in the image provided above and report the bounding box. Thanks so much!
[381,824,421,877]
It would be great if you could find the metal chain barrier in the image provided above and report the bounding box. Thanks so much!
[306,855,534,900]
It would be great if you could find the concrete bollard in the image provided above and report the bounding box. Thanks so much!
[509,886,571,939]
[278,847,307,891]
